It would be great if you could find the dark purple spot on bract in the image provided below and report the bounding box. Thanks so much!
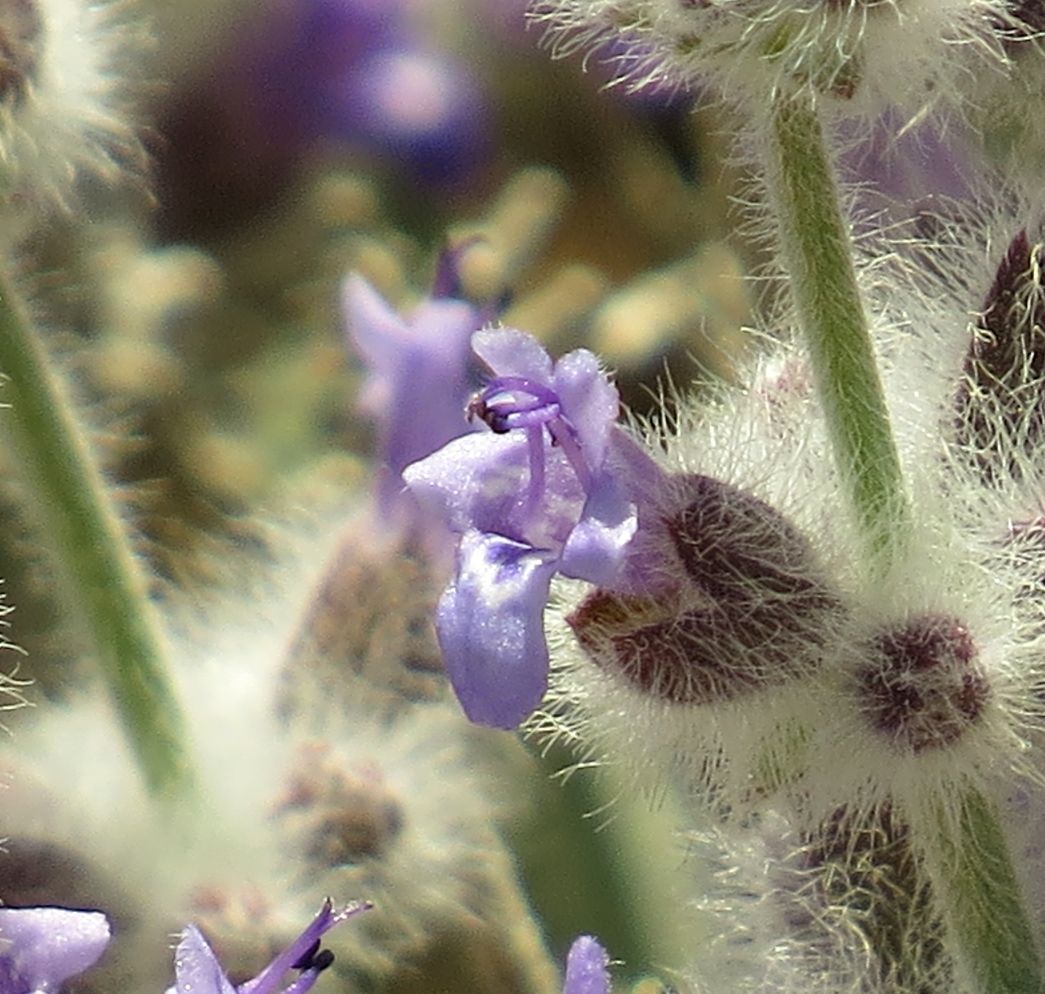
[857,615,989,753]
[568,475,841,704]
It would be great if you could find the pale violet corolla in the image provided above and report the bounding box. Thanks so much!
[562,935,611,994]
[404,327,638,728]
[343,266,482,513]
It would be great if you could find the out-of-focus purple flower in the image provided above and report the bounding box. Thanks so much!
[167,899,369,994]
[839,111,974,214]
[331,49,491,187]
[472,0,531,42]
[343,269,483,513]
[404,328,639,728]
[302,0,408,67]
[0,907,110,994]
[563,936,611,994]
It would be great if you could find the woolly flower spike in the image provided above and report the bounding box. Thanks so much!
[404,327,638,728]
[343,265,483,515]
[0,0,144,209]
[0,906,110,994]
[531,0,1016,115]
[167,900,370,994]
[562,936,611,994]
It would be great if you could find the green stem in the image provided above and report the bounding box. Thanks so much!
[0,270,194,797]
[762,90,1040,993]
[930,787,1041,994]
[764,91,909,564]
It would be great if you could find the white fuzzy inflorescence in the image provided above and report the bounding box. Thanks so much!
[541,194,1045,990]
[0,504,543,993]
[530,0,1021,121]
[0,0,145,209]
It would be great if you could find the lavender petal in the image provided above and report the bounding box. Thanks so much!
[562,936,611,994]
[0,908,110,994]
[436,529,558,728]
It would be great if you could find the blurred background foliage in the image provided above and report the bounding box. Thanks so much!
[2,1,757,989]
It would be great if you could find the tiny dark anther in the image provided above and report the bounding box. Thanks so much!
[955,229,1045,481]
[857,615,989,752]
[568,476,842,704]
[467,393,509,433]
[311,949,336,973]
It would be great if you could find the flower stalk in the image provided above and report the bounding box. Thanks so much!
[0,269,194,798]
[931,787,1041,994]
[764,90,909,566]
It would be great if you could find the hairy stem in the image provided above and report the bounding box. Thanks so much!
[930,787,1041,994]
[764,91,909,564]
[762,91,1040,993]
[0,271,194,797]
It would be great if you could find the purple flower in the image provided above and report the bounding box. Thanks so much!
[332,49,491,188]
[0,907,110,994]
[563,936,611,994]
[168,900,369,994]
[343,269,483,513]
[404,328,639,728]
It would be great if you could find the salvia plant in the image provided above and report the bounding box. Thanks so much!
[4,0,1045,993]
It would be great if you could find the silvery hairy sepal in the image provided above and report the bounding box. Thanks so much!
[544,310,1045,833]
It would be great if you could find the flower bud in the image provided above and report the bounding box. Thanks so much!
[855,614,990,753]
[955,228,1045,483]
[273,742,405,867]
[568,474,842,705]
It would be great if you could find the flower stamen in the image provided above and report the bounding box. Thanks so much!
[469,375,594,499]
